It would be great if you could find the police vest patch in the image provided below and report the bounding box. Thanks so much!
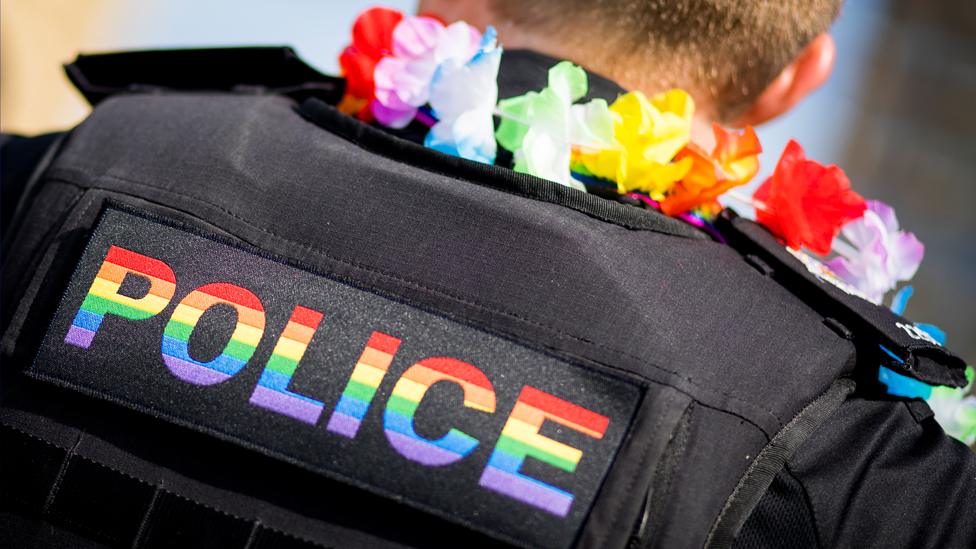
[32,206,643,548]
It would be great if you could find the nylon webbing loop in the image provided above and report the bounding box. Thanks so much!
[704,378,856,549]
[0,423,320,548]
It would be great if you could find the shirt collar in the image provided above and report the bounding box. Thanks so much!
[497,49,626,102]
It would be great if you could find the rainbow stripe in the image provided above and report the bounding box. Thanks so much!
[249,305,325,424]
[326,332,400,438]
[479,386,609,517]
[65,246,176,349]
[162,282,265,386]
[384,357,496,466]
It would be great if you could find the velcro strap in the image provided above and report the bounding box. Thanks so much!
[717,212,967,388]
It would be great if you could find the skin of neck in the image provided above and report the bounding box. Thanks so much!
[417,0,721,148]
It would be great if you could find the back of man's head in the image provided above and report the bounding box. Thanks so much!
[424,0,843,123]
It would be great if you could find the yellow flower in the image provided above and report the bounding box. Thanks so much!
[577,89,695,197]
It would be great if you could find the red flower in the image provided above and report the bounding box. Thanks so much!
[338,7,403,119]
[754,140,866,254]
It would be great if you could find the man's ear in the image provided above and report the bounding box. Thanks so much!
[734,33,836,127]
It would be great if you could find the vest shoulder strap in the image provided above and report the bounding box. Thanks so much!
[716,210,967,388]
[65,47,344,106]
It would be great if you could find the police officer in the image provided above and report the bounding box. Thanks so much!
[2,1,974,548]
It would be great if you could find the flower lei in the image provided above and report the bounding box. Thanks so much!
[339,8,974,444]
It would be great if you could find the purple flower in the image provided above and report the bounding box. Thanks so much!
[826,200,924,303]
[372,17,482,128]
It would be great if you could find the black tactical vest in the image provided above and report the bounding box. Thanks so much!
[1,48,970,549]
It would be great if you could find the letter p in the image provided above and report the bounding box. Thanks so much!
[65,245,176,349]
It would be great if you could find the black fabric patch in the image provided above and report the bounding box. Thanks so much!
[30,206,643,549]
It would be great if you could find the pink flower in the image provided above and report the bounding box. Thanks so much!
[372,17,481,128]
[825,200,924,303]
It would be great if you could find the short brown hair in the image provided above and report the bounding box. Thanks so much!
[490,0,842,120]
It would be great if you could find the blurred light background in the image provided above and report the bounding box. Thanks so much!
[2,0,973,360]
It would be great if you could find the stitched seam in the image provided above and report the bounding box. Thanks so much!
[297,100,701,238]
[41,430,83,514]
[242,520,261,549]
[647,404,693,547]
[0,420,73,450]
[132,484,161,549]
[601,400,664,548]
[41,170,785,426]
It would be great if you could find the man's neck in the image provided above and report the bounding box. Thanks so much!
[417,0,718,147]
